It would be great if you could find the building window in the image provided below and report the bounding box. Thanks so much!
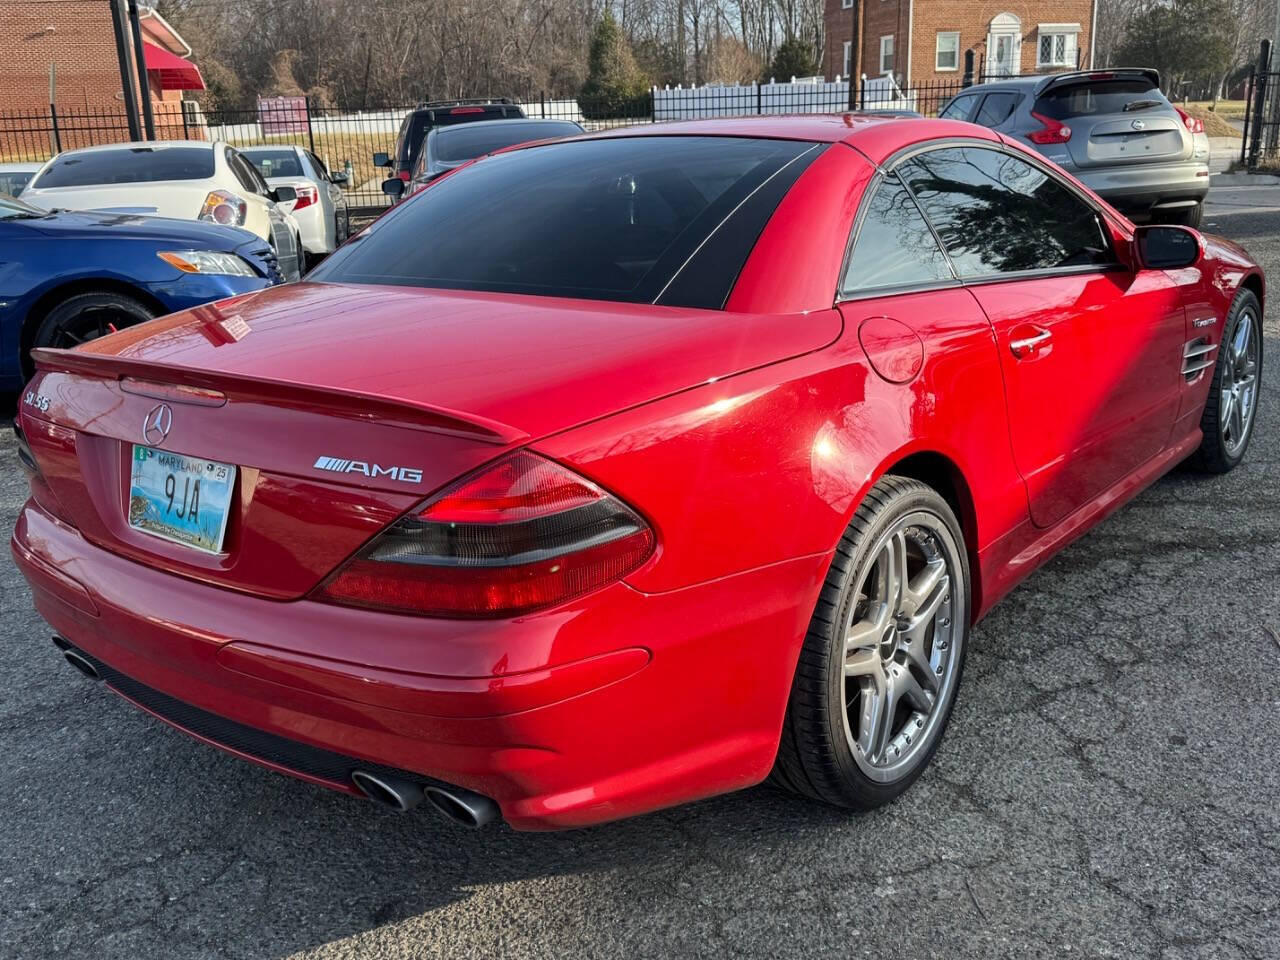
[842,0,853,8]
[843,41,852,78]
[1037,24,1080,68]
[879,35,894,74]
[936,31,960,71]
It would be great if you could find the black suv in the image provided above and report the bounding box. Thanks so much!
[374,99,526,183]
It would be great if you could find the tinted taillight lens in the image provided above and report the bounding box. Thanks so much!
[1028,111,1072,145]
[313,451,654,618]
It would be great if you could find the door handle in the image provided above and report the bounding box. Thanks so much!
[1009,327,1052,358]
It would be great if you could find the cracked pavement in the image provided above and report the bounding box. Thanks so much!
[1,211,1277,960]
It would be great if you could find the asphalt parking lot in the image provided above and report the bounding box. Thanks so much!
[1,201,1278,960]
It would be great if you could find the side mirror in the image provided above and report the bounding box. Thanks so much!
[1134,225,1202,270]
[381,177,405,199]
[372,152,391,168]
[271,185,297,205]
[330,171,350,185]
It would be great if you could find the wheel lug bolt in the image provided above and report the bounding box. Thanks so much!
[936,665,944,674]
[940,617,950,627]
[916,718,924,727]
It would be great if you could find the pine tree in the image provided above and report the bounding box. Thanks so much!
[580,13,651,119]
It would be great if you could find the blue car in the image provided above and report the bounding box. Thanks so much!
[0,193,281,390]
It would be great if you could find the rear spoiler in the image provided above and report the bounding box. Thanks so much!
[30,347,524,446]
[1035,68,1161,97]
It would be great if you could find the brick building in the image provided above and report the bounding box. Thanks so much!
[824,1,1097,88]
[0,2,203,119]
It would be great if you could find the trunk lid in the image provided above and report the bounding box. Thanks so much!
[24,281,840,598]
[1033,73,1191,170]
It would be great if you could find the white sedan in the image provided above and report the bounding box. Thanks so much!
[240,146,350,268]
[21,140,303,281]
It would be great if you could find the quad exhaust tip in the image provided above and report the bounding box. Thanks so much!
[351,770,498,828]
[52,636,100,681]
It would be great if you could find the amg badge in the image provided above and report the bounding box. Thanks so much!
[313,456,424,483]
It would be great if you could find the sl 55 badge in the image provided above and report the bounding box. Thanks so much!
[22,391,50,413]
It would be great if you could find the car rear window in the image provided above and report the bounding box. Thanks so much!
[433,121,582,165]
[312,135,818,307]
[1034,79,1166,120]
[32,147,215,188]
[244,149,304,178]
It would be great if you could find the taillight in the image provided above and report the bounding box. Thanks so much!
[1028,111,1072,145]
[313,451,654,618]
[398,170,411,182]
[198,189,247,226]
[292,185,319,211]
[449,106,485,114]
[1175,106,1205,135]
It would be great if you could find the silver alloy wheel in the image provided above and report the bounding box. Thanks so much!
[1222,307,1260,457]
[841,511,962,783]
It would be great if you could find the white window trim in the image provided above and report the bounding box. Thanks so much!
[1036,27,1079,68]
[842,41,852,78]
[841,0,853,8]
[879,35,894,75]
[935,31,960,72]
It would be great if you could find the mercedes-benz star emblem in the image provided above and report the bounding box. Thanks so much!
[142,403,173,446]
[1131,119,1146,131]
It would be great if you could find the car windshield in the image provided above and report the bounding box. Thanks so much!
[432,121,582,166]
[1035,78,1166,120]
[0,194,50,219]
[311,135,813,305]
[243,150,304,178]
[31,146,215,188]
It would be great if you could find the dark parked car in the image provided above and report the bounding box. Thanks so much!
[388,118,585,199]
[0,193,279,388]
[940,69,1211,226]
[373,99,526,184]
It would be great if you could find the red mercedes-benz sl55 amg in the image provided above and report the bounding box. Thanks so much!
[12,115,1263,829]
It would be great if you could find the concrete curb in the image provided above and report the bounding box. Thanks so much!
[1210,172,1280,186]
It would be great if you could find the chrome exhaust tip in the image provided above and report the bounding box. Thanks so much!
[52,637,100,681]
[423,785,499,829]
[351,770,424,813]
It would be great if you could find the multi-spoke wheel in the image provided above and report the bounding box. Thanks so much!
[28,290,155,375]
[775,475,970,809]
[1190,289,1263,473]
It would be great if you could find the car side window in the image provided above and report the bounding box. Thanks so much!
[307,151,330,179]
[974,92,1019,128]
[841,174,954,295]
[226,148,266,196]
[895,146,1113,278]
[939,93,978,121]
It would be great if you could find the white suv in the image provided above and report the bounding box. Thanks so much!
[22,141,302,280]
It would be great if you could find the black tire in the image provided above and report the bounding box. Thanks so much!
[1187,288,1263,473]
[774,476,971,810]
[28,290,155,371]
[1158,201,1204,228]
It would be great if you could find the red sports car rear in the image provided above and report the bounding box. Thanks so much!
[12,116,1263,828]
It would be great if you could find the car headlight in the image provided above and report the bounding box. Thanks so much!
[157,250,259,277]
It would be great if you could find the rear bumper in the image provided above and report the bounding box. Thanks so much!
[1074,161,1210,210]
[12,499,825,829]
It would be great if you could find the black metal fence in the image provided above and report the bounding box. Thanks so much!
[2,77,986,213]
[1242,39,1280,170]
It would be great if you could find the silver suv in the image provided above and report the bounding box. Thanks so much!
[940,69,1211,226]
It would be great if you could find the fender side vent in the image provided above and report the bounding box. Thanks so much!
[1182,338,1217,382]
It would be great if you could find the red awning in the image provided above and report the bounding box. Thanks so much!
[143,41,205,91]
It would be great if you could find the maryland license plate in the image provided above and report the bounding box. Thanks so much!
[128,445,236,554]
